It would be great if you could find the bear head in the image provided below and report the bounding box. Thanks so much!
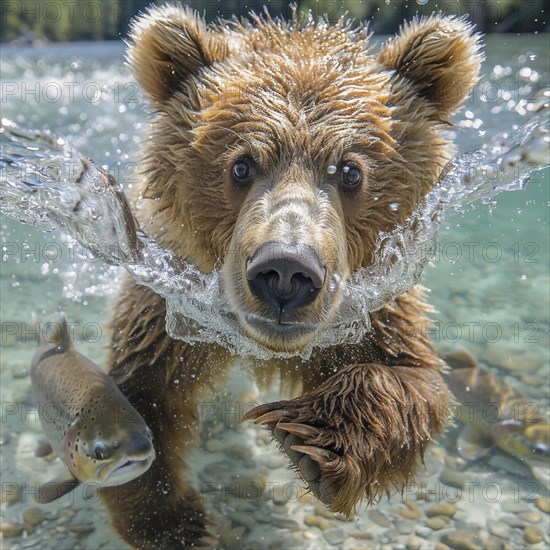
[127,5,482,353]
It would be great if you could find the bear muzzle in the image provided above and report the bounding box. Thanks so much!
[246,242,326,323]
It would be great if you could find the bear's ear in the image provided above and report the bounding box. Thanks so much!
[127,5,231,107]
[377,15,483,115]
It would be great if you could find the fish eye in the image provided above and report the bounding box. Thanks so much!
[93,441,110,460]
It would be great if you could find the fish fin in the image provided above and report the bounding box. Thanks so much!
[443,348,480,388]
[34,476,80,504]
[30,311,72,351]
[35,440,54,458]
[57,312,71,351]
[443,347,480,371]
[458,425,493,461]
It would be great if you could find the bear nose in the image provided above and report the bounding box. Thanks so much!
[246,242,325,318]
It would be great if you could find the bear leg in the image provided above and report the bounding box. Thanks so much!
[101,455,212,549]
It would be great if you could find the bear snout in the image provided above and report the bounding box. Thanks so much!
[246,242,326,321]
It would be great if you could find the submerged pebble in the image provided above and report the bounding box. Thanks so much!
[227,511,256,531]
[304,514,331,530]
[68,523,95,534]
[426,503,457,517]
[425,516,450,530]
[396,520,414,535]
[501,500,531,513]
[23,507,46,527]
[502,514,526,528]
[441,530,484,550]
[517,511,543,524]
[323,527,346,545]
[368,509,391,527]
[523,526,545,544]
[535,496,550,514]
[415,525,433,538]
[485,535,506,550]
[439,467,469,487]
[486,518,511,539]
[350,531,373,540]
[0,522,24,537]
[406,535,424,550]
[480,347,542,374]
[1,483,22,503]
[398,502,422,520]
[313,503,335,519]
[270,516,299,529]
[11,363,30,378]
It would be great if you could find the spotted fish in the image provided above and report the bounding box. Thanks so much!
[31,313,155,503]
[443,348,549,466]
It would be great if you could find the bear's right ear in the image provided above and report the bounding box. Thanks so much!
[127,5,231,107]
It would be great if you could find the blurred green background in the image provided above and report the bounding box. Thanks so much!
[0,0,548,43]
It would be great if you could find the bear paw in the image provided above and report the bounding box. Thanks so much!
[242,400,351,512]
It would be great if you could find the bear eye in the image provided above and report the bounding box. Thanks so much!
[93,441,109,460]
[340,164,362,189]
[232,158,256,185]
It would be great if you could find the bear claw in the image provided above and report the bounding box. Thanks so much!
[245,408,290,425]
[277,422,320,439]
[290,444,338,463]
[241,402,339,507]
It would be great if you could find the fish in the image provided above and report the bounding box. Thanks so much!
[30,313,155,503]
[443,348,549,468]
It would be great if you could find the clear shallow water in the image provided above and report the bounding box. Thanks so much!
[1,35,549,549]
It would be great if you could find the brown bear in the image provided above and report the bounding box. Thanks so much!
[101,4,482,548]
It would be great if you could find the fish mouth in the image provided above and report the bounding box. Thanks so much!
[96,455,155,486]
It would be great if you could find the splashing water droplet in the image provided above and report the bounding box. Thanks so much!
[0,115,548,359]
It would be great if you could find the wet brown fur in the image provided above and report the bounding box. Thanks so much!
[101,4,482,548]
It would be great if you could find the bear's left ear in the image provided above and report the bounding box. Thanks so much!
[377,15,483,116]
[127,4,233,108]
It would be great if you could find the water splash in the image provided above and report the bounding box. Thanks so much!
[1,115,548,359]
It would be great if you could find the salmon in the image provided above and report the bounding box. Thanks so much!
[30,313,155,502]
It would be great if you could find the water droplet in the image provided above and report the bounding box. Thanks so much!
[327,165,337,175]
[389,202,400,211]
[416,0,429,4]
[89,208,101,220]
